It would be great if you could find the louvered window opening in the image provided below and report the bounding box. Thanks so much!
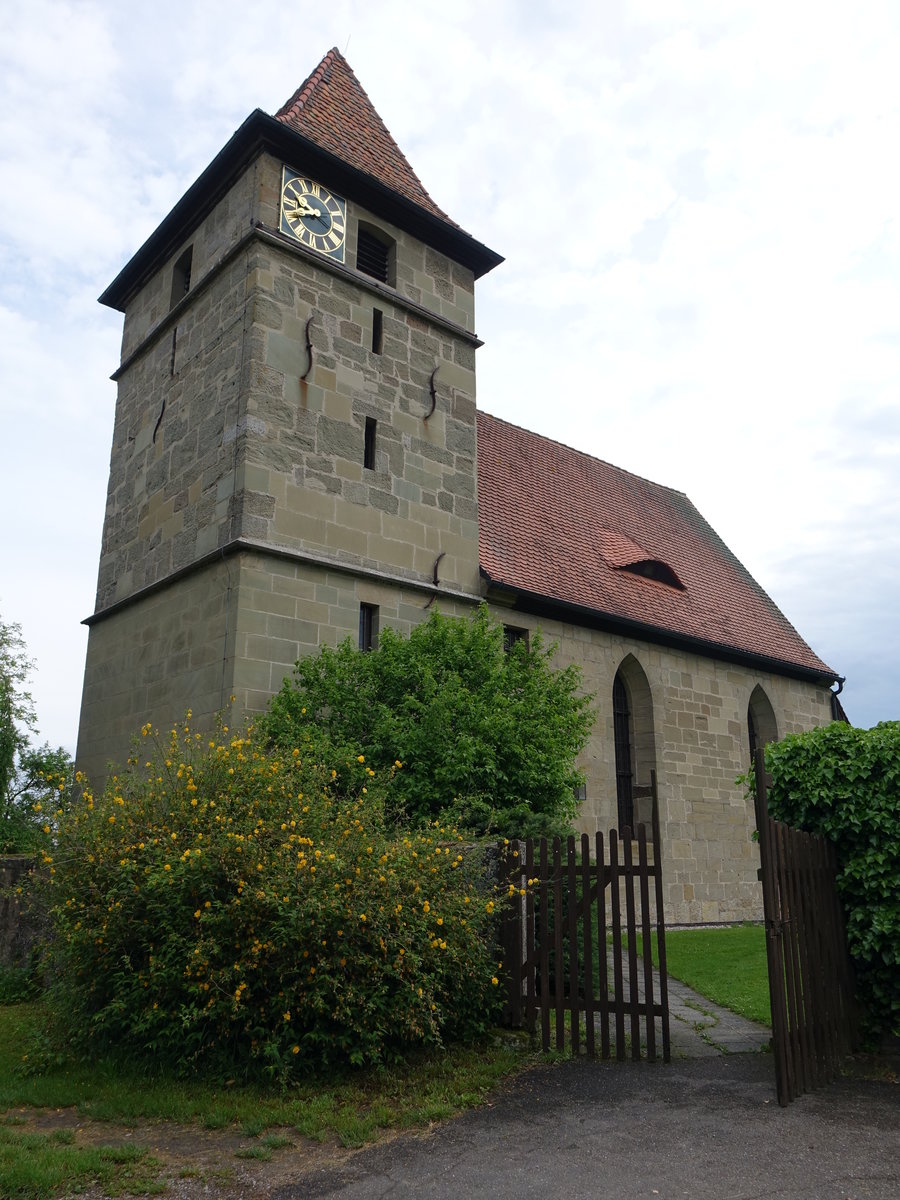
[613,675,634,831]
[357,229,389,282]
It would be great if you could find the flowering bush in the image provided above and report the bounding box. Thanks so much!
[39,717,504,1077]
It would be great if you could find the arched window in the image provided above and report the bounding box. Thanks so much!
[612,656,657,832]
[613,674,633,829]
[747,685,778,762]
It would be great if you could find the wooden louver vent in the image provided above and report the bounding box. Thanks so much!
[356,228,390,282]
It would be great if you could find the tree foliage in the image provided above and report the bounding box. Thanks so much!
[763,721,900,1039]
[0,615,34,807]
[262,607,594,838]
[0,613,73,853]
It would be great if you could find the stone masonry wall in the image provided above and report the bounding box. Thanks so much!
[77,558,238,784]
[229,551,473,717]
[237,153,482,596]
[482,607,834,924]
[95,161,259,611]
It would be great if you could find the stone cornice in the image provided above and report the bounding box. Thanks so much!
[84,537,484,627]
[110,223,483,383]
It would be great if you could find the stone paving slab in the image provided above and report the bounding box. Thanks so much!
[604,950,773,1058]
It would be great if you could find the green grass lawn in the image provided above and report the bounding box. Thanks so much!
[0,1002,534,1146]
[652,923,771,1027]
[0,1121,163,1200]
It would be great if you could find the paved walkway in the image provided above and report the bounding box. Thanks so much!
[602,950,772,1058]
[665,972,772,1056]
[269,1052,899,1200]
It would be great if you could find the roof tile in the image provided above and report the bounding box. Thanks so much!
[477,411,835,678]
[275,48,453,224]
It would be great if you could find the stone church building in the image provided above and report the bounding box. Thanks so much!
[77,49,842,923]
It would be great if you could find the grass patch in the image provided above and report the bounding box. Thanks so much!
[0,1003,538,1151]
[646,924,771,1026]
[0,1124,162,1199]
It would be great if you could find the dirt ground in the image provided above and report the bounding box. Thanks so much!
[4,1104,370,1198]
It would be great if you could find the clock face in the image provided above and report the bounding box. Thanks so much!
[280,169,347,262]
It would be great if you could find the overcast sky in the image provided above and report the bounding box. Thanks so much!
[1,0,898,754]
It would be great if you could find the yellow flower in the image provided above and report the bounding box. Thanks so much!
[292,1045,300,1054]
[357,754,365,763]
[491,977,499,986]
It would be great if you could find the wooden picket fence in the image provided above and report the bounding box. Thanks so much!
[753,748,858,1105]
[500,778,670,1061]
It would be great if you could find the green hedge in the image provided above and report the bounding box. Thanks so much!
[764,721,900,1039]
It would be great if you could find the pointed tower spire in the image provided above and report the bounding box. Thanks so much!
[275,48,453,224]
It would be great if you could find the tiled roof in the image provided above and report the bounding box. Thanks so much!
[275,48,453,224]
[477,411,836,678]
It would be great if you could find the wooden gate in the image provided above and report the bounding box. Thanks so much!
[500,776,670,1062]
[753,748,858,1105]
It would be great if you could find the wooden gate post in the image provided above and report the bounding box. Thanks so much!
[499,840,525,1028]
[754,748,793,1106]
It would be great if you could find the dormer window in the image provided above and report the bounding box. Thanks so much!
[619,559,685,590]
[595,529,684,590]
[356,224,394,285]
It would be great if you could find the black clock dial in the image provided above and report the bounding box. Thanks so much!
[280,170,347,262]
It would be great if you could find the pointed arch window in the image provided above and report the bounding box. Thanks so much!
[613,674,634,830]
[747,685,778,762]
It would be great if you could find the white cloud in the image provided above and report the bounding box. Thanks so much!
[1,0,899,746]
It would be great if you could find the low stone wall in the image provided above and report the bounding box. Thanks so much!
[0,856,39,969]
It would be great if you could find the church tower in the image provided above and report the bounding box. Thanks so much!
[77,49,502,780]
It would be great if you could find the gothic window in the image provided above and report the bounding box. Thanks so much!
[612,656,657,833]
[613,674,633,830]
[747,685,778,762]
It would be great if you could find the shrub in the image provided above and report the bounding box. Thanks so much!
[262,606,594,838]
[763,721,900,1039]
[37,717,506,1077]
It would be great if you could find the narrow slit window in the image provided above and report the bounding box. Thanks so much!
[372,308,383,354]
[364,417,377,470]
[359,603,379,652]
[169,245,193,309]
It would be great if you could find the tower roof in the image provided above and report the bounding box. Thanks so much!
[275,48,453,225]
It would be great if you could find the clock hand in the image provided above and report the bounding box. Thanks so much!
[287,200,321,217]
